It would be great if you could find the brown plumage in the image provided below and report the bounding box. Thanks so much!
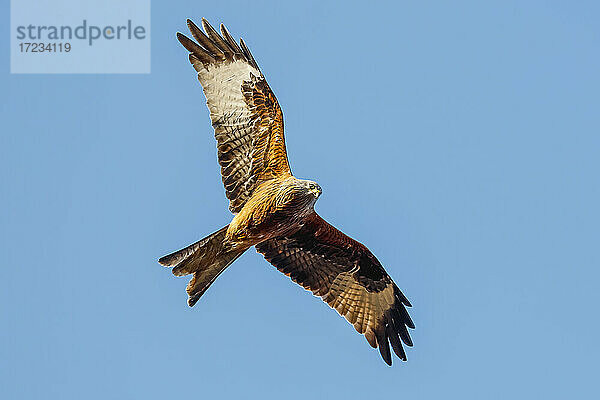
[159,18,414,365]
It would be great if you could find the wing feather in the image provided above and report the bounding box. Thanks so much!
[220,24,244,56]
[256,212,414,365]
[187,19,225,61]
[201,18,234,59]
[178,18,291,213]
[239,38,260,70]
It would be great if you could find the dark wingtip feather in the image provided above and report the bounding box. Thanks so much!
[395,285,412,307]
[390,307,414,347]
[200,17,220,38]
[177,32,198,53]
[387,324,407,361]
[220,23,243,55]
[201,18,233,59]
[376,327,392,366]
[177,32,216,66]
[186,18,225,61]
[180,18,260,71]
[381,350,392,366]
[239,38,260,71]
[186,19,204,44]
[401,331,413,347]
[405,312,415,330]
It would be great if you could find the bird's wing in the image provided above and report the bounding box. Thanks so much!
[178,18,291,213]
[255,212,414,365]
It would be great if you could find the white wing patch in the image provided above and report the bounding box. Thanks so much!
[193,61,260,125]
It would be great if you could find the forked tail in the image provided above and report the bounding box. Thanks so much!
[158,225,247,306]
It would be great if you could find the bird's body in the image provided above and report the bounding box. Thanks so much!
[159,18,414,365]
[226,177,321,248]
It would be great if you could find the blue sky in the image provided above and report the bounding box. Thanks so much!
[1,1,599,399]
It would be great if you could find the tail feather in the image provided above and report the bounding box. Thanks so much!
[185,250,243,307]
[159,226,228,275]
[159,225,247,306]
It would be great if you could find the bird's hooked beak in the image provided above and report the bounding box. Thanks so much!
[301,179,322,199]
[310,184,322,198]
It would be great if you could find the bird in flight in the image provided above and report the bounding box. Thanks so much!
[159,18,414,365]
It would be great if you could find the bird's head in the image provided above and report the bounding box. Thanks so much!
[284,178,322,210]
[300,179,322,200]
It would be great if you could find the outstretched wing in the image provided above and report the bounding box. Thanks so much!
[178,18,291,213]
[255,212,414,365]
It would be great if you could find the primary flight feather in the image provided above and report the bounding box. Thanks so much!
[159,18,414,365]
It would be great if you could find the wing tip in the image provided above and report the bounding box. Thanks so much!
[180,17,260,71]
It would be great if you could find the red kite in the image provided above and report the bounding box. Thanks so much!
[159,19,414,365]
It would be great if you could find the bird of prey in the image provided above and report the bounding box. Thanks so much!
[159,18,414,365]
